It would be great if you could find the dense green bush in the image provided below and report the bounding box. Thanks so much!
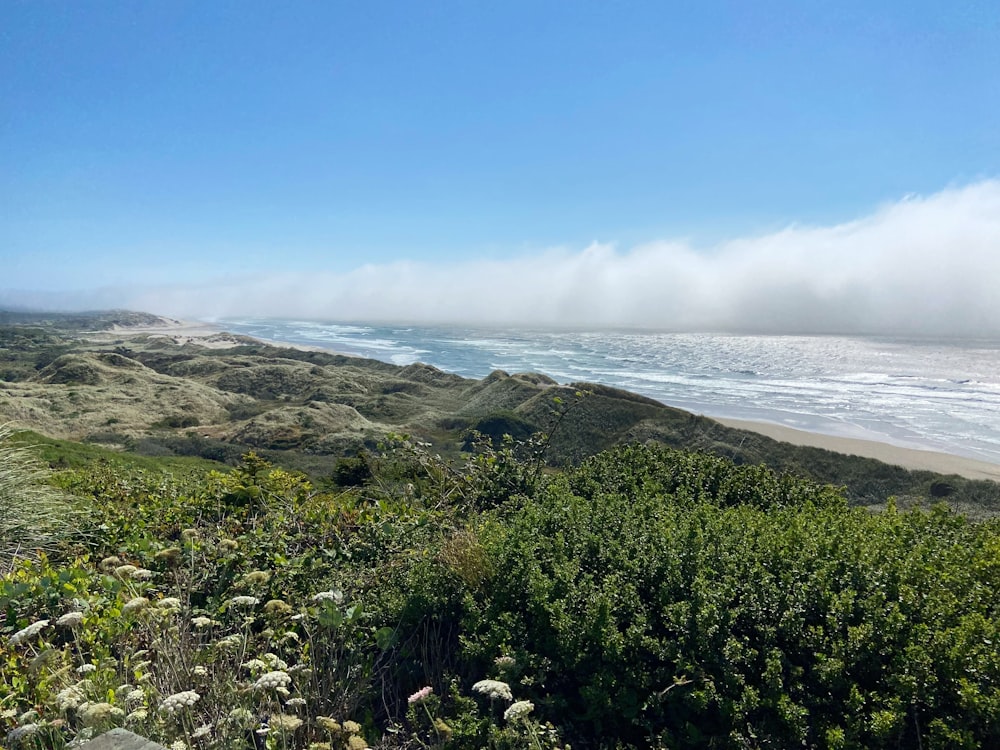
[2,440,998,749]
[455,445,1000,748]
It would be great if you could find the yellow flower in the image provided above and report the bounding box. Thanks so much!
[264,599,293,616]
[154,547,182,565]
[316,716,340,733]
[433,718,453,738]
[242,570,271,585]
[270,713,303,731]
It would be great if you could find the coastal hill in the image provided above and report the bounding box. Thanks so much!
[4,311,1000,750]
[2,310,998,514]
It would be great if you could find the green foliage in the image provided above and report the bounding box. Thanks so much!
[463,411,541,449]
[2,440,999,749]
[457,445,1000,748]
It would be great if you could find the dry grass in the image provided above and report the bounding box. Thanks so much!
[0,425,77,571]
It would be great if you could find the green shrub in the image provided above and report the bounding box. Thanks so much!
[454,445,1000,748]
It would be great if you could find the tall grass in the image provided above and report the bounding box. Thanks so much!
[0,425,75,572]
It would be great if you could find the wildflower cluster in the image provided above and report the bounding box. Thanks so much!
[160,690,201,714]
[8,618,49,646]
[253,670,292,691]
[472,679,514,701]
[408,685,433,704]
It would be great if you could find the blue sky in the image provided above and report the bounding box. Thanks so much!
[3,1,1000,332]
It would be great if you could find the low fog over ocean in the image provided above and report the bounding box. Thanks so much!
[32,180,998,339]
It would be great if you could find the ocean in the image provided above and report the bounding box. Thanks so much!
[218,319,1000,465]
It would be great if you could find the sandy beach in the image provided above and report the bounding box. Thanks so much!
[715,417,1000,482]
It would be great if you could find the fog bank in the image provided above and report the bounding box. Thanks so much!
[14,181,1000,336]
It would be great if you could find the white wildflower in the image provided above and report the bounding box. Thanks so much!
[131,568,155,580]
[157,597,182,611]
[242,658,268,673]
[253,670,291,691]
[56,684,86,711]
[126,708,148,724]
[57,611,85,628]
[77,663,98,674]
[262,653,288,670]
[215,633,243,650]
[192,723,212,739]
[504,700,534,722]
[472,679,513,701]
[122,596,149,613]
[170,740,188,750]
[226,595,260,608]
[159,690,201,714]
[114,564,138,579]
[191,616,217,628]
[8,619,49,646]
[192,665,208,677]
[285,697,307,708]
[311,589,343,603]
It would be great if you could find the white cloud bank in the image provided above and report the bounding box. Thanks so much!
[37,180,1000,335]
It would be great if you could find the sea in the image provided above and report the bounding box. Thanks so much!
[217,319,1000,466]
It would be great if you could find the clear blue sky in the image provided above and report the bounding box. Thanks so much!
[2,1,999,325]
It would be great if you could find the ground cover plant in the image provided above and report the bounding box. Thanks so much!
[1,427,999,749]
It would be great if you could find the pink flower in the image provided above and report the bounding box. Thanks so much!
[408,686,433,704]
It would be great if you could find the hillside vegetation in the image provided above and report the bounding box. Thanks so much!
[1,311,999,513]
[2,312,1000,748]
[1,434,998,749]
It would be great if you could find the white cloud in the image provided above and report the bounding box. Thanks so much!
[39,180,1000,335]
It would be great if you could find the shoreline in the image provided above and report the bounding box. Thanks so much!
[99,317,1000,482]
[715,417,1000,482]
